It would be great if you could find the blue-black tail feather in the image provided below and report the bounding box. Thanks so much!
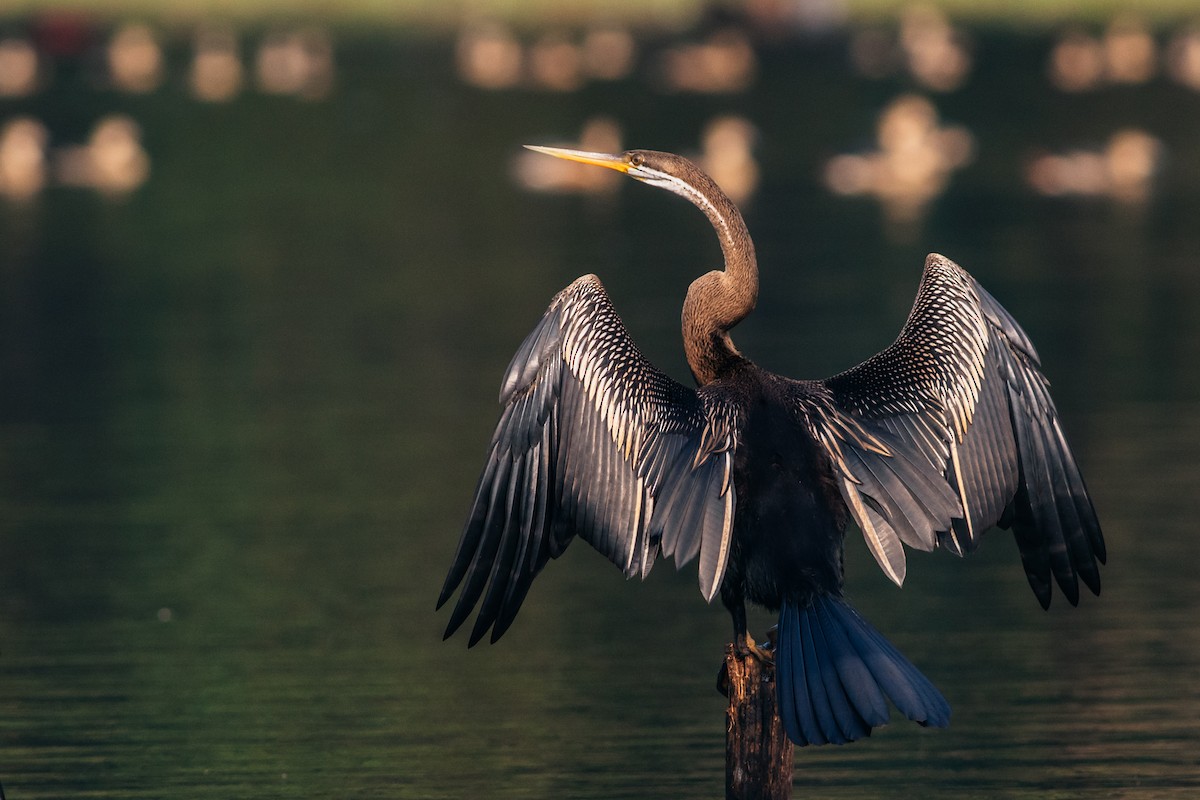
[776,595,950,746]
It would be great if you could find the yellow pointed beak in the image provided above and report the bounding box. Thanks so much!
[524,145,629,173]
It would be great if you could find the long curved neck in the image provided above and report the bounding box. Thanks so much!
[678,172,758,386]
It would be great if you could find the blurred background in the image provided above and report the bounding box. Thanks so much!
[0,0,1197,797]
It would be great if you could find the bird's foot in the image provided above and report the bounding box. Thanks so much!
[717,630,777,696]
[734,630,774,663]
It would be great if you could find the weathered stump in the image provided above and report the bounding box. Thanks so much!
[719,641,793,800]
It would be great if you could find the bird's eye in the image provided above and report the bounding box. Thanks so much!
[628,153,644,168]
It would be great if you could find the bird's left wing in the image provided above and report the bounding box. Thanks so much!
[803,254,1104,606]
[438,274,739,646]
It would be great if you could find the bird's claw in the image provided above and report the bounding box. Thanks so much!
[717,630,777,696]
[735,631,774,663]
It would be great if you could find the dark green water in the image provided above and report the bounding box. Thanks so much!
[0,25,1198,798]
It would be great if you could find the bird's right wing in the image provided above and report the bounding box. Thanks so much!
[805,254,1104,607]
[438,274,740,646]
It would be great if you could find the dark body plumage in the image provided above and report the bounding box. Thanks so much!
[439,147,1103,747]
[715,365,847,611]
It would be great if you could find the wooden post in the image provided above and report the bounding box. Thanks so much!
[718,639,793,800]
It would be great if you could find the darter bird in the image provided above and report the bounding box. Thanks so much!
[438,146,1104,746]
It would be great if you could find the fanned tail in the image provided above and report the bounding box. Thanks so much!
[776,595,950,746]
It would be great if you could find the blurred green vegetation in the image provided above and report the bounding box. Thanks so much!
[0,0,1198,29]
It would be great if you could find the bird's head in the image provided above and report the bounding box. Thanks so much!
[523,143,756,383]
[524,145,716,206]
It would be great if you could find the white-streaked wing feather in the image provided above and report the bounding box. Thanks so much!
[439,275,739,645]
[810,254,1103,606]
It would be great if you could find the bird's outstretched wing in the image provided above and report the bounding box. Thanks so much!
[806,253,1105,607]
[438,274,739,645]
